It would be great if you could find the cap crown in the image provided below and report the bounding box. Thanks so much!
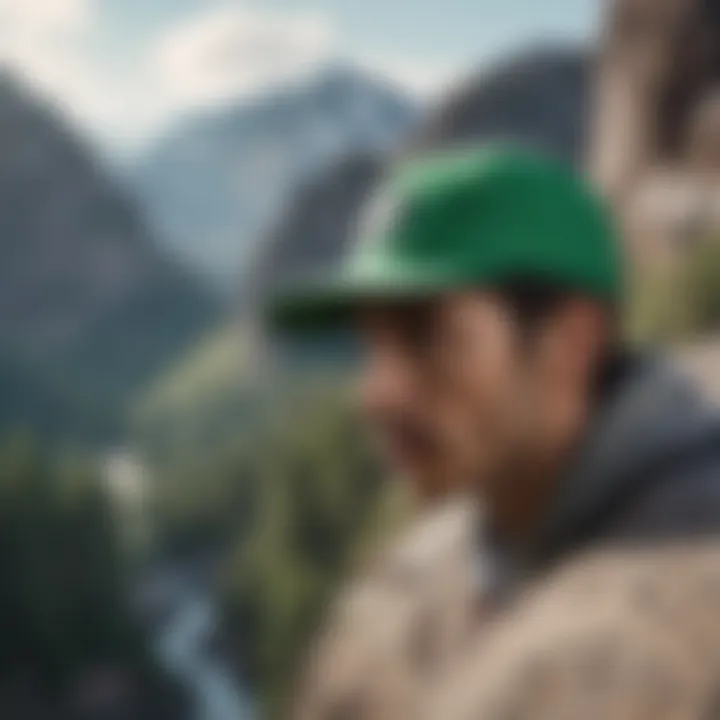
[351,146,623,302]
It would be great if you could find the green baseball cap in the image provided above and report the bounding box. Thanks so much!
[268,144,623,330]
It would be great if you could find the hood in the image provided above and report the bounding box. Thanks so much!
[531,352,720,566]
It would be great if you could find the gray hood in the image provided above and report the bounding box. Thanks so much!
[480,353,720,601]
[534,353,720,566]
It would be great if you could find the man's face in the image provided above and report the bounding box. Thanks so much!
[358,292,603,502]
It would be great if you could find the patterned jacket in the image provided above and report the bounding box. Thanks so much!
[292,356,720,720]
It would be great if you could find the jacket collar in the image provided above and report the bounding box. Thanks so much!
[478,352,712,601]
[533,353,708,564]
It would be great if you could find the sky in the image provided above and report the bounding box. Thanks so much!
[0,0,603,155]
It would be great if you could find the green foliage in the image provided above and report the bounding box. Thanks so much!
[150,438,261,555]
[142,369,398,716]
[629,236,720,343]
[133,322,264,484]
[0,434,141,694]
[678,237,720,334]
[139,331,406,717]
[216,387,394,719]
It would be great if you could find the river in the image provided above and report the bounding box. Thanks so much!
[103,451,256,719]
[155,581,256,720]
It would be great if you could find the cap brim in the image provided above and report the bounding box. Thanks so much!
[266,269,454,333]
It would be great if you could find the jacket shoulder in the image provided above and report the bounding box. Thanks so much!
[434,542,720,720]
[333,495,476,613]
[292,498,477,720]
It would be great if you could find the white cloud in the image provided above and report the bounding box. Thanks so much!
[0,0,343,150]
[152,4,337,108]
[0,0,457,153]
[359,56,461,99]
[0,0,90,34]
[0,0,99,127]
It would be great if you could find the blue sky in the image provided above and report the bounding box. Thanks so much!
[100,0,601,64]
[0,0,603,152]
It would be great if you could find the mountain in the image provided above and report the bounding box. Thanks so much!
[138,46,593,443]
[132,65,417,290]
[247,47,591,307]
[136,155,381,447]
[0,352,112,442]
[0,73,219,425]
[244,152,383,306]
[416,47,590,166]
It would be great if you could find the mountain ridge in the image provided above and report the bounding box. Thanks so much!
[138,45,594,440]
[132,64,418,289]
[0,71,220,429]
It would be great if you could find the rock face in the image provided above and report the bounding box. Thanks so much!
[133,65,416,290]
[588,0,720,268]
[0,74,218,418]
[589,0,720,201]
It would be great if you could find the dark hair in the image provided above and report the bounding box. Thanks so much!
[494,279,622,399]
[495,281,572,335]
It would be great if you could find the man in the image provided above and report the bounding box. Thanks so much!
[270,146,720,719]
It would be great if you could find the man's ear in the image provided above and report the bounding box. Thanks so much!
[558,298,610,385]
[540,298,610,389]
